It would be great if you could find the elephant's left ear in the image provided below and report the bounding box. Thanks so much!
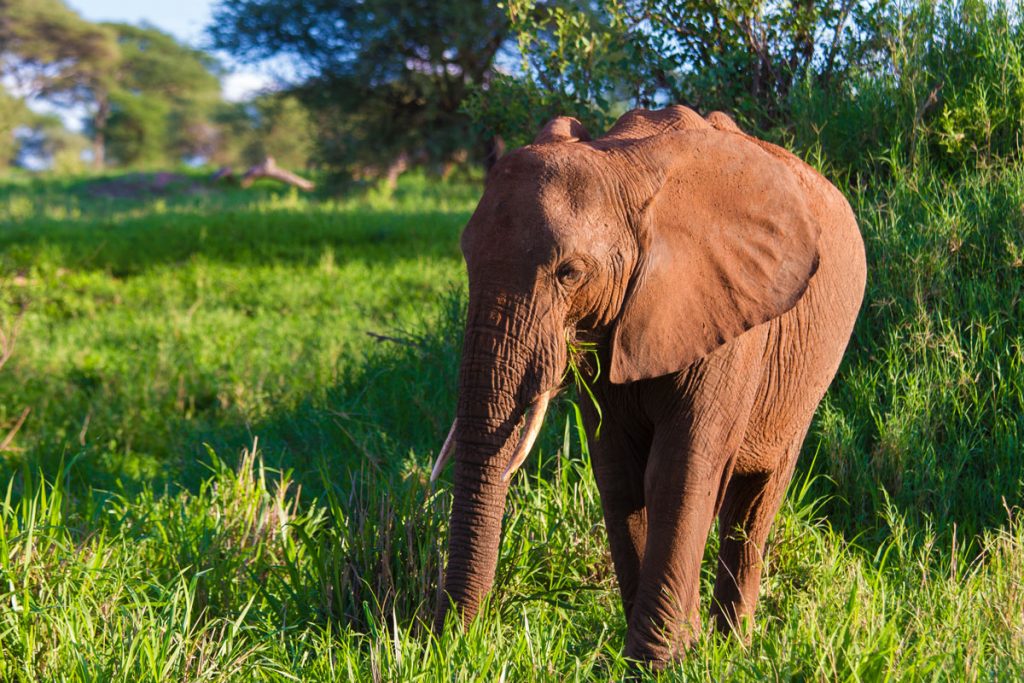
[609,130,821,383]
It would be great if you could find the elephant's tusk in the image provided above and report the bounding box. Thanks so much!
[501,391,552,482]
[430,419,458,482]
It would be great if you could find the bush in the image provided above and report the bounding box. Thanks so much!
[472,0,1024,179]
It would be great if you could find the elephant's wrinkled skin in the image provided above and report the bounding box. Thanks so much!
[431,105,866,667]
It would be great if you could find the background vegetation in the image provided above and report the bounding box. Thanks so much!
[0,0,316,173]
[1,0,1023,679]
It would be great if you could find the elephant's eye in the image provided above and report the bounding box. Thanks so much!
[556,261,584,286]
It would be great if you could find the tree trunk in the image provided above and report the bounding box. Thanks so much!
[385,152,410,190]
[92,95,109,171]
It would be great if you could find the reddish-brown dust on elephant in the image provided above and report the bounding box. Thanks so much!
[430,105,866,668]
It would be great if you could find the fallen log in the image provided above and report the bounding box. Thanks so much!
[239,156,315,191]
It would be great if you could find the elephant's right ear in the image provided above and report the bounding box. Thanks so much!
[608,130,821,383]
[533,117,591,145]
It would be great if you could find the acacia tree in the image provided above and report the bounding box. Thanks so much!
[1,3,226,169]
[0,0,119,167]
[0,88,29,168]
[208,0,509,175]
[102,23,222,166]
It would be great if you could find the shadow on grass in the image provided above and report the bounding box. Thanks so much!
[0,205,469,278]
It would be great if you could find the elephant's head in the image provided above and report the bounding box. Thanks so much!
[432,106,820,629]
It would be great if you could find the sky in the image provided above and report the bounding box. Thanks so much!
[67,0,273,101]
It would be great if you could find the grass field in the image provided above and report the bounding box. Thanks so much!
[0,167,1021,680]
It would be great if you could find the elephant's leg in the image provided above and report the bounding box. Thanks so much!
[623,331,765,667]
[623,437,725,666]
[710,427,805,636]
[588,415,651,621]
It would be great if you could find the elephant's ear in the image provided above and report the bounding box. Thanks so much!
[608,130,821,383]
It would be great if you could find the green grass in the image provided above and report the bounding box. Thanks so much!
[0,168,1021,680]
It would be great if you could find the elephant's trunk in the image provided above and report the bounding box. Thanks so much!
[434,439,511,629]
[434,371,520,630]
[434,292,560,630]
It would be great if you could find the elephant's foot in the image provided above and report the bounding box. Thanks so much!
[709,599,755,642]
[623,610,701,672]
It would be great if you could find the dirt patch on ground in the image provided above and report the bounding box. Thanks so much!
[85,172,208,199]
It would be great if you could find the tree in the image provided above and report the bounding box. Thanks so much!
[465,1,671,149]
[639,0,894,127]
[1,5,225,169]
[481,0,893,136]
[208,0,509,175]
[0,0,119,167]
[212,94,315,169]
[101,23,222,167]
[0,87,29,168]
[484,0,1024,175]
[15,112,89,173]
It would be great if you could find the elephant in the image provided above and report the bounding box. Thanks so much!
[428,105,866,667]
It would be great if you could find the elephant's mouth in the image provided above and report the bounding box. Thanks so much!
[430,389,553,483]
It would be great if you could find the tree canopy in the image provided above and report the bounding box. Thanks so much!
[470,0,1024,176]
[0,0,285,171]
[208,0,509,173]
[101,23,223,167]
[0,0,119,99]
[0,88,28,168]
[0,0,119,165]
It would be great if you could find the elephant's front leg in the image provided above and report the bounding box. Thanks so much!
[623,429,727,666]
[623,340,763,667]
[585,403,652,621]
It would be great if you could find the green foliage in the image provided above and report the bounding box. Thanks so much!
[0,0,119,100]
[102,22,222,167]
[213,94,316,169]
[464,0,657,148]
[472,0,891,147]
[1,5,229,170]
[475,0,1024,178]
[13,112,90,174]
[816,159,1024,539]
[464,73,605,150]
[0,88,29,168]
[208,0,509,173]
[564,335,602,436]
[0,0,118,168]
[785,0,1024,175]
[104,91,172,167]
[108,23,220,102]
[925,1,1024,168]
[645,0,893,126]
